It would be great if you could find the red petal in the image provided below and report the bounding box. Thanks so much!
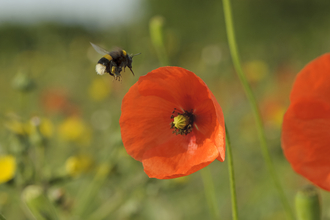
[209,92,226,161]
[282,100,330,191]
[120,83,176,161]
[282,54,330,191]
[120,67,226,178]
[138,67,215,110]
[142,132,219,179]
[290,53,330,103]
[138,66,226,161]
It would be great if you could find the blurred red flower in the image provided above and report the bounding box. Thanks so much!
[282,54,330,191]
[120,67,226,179]
[41,88,79,116]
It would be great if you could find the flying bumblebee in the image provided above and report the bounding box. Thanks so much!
[90,42,140,81]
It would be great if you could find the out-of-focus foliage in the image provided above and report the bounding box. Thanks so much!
[0,0,330,219]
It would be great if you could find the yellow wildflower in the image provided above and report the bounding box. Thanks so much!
[88,78,111,102]
[0,155,16,184]
[5,119,26,135]
[58,117,91,145]
[25,117,54,138]
[65,155,94,177]
[244,60,269,83]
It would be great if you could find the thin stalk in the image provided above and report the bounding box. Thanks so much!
[149,16,169,66]
[73,164,111,218]
[35,145,45,183]
[225,126,238,220]
[201,167,220,220]
[87,193,123,220]
[0,213,6,220]
[295,185,321,220]
[221,0,295,219]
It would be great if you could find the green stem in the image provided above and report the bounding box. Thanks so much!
[87,193,123,220]
[149,16,169,66]
[201,167,220,220]
[35,145,45,183]
[73,164,111,218]
[21,185,59,220]
[225,125,238,220]
[295,185,321,220]
[0,213,6,220]
[221,0,295,219]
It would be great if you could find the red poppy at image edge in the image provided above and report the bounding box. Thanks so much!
[119,67,226,179]
[282,53,330,191]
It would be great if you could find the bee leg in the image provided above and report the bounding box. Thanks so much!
[129,67,135,76]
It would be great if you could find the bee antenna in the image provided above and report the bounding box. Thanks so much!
[131,53,141,58]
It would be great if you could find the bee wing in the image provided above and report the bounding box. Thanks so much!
[90,42,110,55]
[109,50,122,58]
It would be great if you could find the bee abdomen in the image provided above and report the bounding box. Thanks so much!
[98,56,111,65]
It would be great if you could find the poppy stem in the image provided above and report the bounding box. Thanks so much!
[225,125,238,220]
[0,213,6,220]
[201,167,221,220]
[221,0,295,219]
[295,185,321,220]
[73,162,112,218]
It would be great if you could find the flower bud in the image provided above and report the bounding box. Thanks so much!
[295,185,321,220]
[12,71,36,93]
[22,185,58,220]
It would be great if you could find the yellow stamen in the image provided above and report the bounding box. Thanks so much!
[173,115,189,129]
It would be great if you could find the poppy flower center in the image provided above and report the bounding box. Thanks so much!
[170,108,195,135]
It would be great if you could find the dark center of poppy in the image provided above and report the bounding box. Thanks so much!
[170,108,195,135]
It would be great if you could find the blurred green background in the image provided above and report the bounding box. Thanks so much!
[1,0,330,219]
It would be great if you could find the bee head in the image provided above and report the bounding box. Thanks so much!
[126,55,133,69]
[127,53,141,68]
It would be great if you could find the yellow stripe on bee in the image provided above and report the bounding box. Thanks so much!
[103,54,112,61]
[111,66,116,73]
[122,50,127,56]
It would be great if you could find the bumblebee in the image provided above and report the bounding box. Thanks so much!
[90,42,140,81]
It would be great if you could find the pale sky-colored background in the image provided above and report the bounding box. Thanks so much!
[0,0,142,29]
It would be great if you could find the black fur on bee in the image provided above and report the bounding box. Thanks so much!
[91,42,140,81]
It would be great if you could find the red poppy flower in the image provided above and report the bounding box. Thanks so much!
[282,54,330,191]
[41,88,80,116]
[119,67,226,179]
